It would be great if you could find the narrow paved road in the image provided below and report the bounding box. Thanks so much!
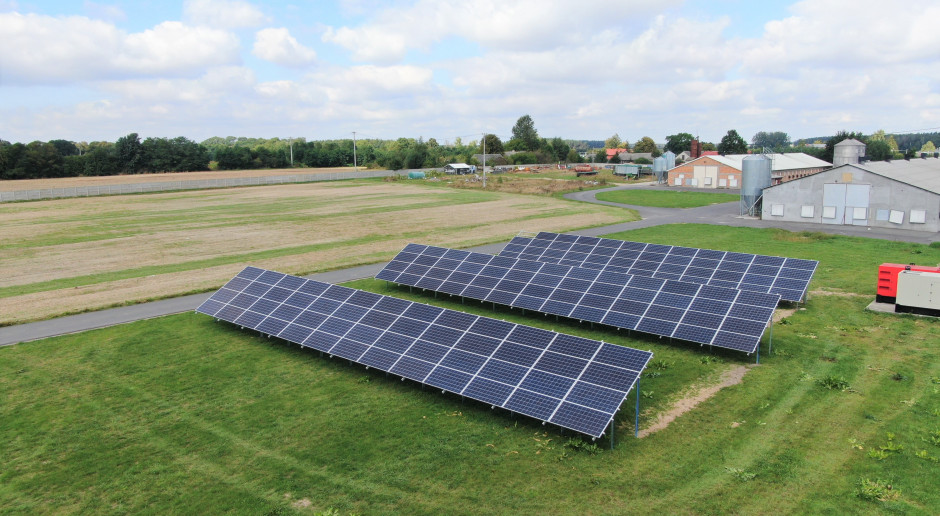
[2,184,935,346]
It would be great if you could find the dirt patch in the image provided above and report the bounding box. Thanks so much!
[291,499,312,509]
[774,307,798,322]
[0,167,360,191]
[638,364,754,438]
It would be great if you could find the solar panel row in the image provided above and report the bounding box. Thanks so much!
[499,232,818,303]
[197,266,653,438]
[376,244,779,354]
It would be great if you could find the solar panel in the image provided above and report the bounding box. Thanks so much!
[197,266,652,438]
[377,244,780,354]
[499,232,818,303]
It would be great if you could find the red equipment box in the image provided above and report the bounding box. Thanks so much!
[877,263,940,303]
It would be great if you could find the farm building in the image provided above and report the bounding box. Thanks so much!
[761,157,940,232]
[444,163,473,174]
[617,152,654,162]
[666,153,831,188]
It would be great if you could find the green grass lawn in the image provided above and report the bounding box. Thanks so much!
[2,226,939,514]
[595,189,740,208]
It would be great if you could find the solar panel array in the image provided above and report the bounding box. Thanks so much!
[499,232,818,303]
[197,266,653,438]
[376,244,779,354]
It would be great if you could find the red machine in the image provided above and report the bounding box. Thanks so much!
[877,263,940,303]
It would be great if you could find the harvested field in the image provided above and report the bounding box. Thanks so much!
[0,167,360,191]
[0,181,636,324]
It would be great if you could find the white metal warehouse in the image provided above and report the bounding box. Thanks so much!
[761,157,940,232]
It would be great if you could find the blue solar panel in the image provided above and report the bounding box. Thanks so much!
[499,232,818,303]
[197,266,653,438]
[377,245,780,354]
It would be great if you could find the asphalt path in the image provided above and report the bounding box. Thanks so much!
[2,183,935,346]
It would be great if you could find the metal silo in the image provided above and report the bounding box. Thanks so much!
[653,157,666,183]
[740,154,772,216]
[663,151,676,170]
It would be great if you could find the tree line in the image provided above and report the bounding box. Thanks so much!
[0,134,209,180]
[0,115,590,180]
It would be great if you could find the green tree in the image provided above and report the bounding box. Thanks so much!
[866,140,893,161]
[19,141,64,178]
[115,133,143,174]
[604,133,622,149]
[664,132,693,154]
[480,133,504,154]
[702,142,716,151]
[633,136,657,154]
[509,115,539,151]
[886,135,899,151]
[550,137,570,162]
[921,141,936,153]
[594,149,607,163]
[751,131,790,150]
[718,129,748,155]
[566,149,581,163]
[48,139,80,157]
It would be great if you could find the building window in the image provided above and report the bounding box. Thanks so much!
[771,204,784,216]
[704,177,713,185]
[800,205,814,218]
[910,210,927,224]
[718,179,727,187]
[876,209,890,221]
[889,210,905,224]
[822,206,837,219]
[853,207,867,220]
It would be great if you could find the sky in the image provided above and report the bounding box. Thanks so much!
[1,0,938,145]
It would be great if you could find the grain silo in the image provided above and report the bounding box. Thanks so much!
[740,154,772,216]
[663,151,676,170]
[653,157,666,183]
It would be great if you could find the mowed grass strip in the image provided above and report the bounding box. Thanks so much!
[2,226,939,514]
[595,189,740,208]
[0,180,636,324]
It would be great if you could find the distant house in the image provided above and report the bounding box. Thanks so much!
[617,152,654,162]
[666,153,831,188]
[606,148,627,160]
[444,163,473,175]
[472,154,506,166]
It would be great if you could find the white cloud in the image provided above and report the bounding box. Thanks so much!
[307,64,434,103]
[253,28,317,67]
[743,0,940,72]
[0,13,240,84]
[183,0,267,28]
[322,0,682,62]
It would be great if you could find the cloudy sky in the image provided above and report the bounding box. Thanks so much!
[2,0,938,145]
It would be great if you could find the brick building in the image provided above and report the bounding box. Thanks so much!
[666,153,831,188]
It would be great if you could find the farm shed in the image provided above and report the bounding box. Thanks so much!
[761,157,940,232]
[667,153,831,188]
[444,163,473,174]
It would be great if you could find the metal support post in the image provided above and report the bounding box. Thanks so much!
[610,419,615,449]
[635,375,640,438]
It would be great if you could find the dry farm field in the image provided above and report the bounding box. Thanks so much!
[0,180,635,325]
[0,167,357,191]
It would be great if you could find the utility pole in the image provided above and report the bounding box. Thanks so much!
[352,131,358,172]
[482,132,486,188]
[288,137,293,166]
